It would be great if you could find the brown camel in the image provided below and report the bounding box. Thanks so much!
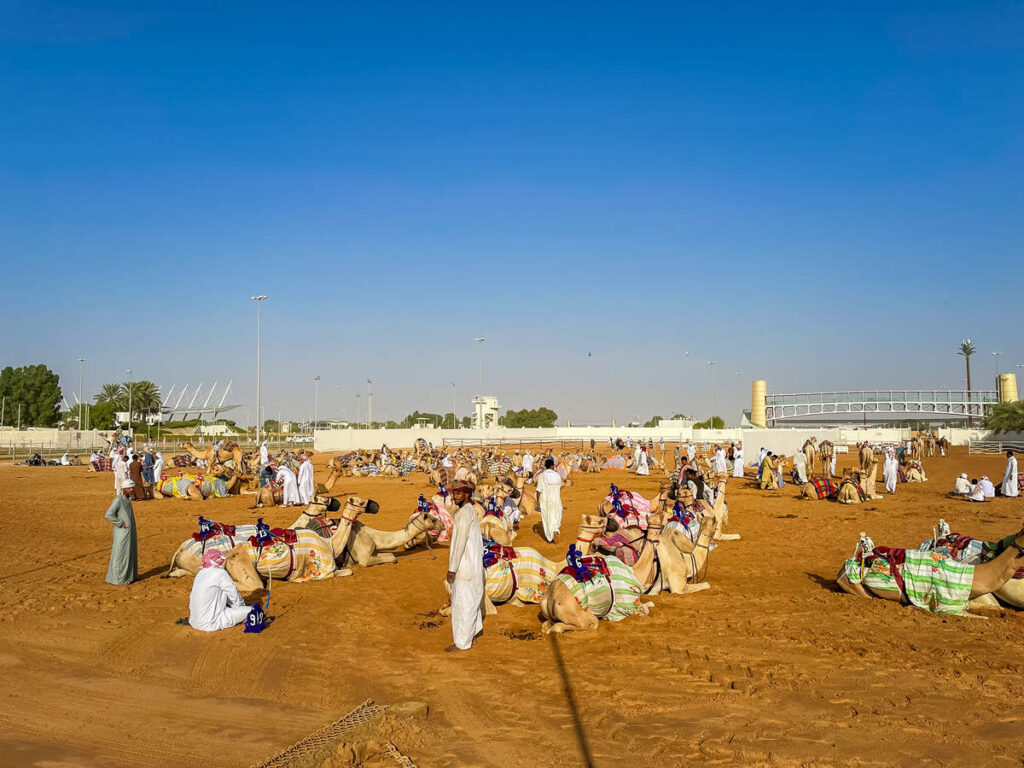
[802,438,818,475]
[818,440,836,478]
[182,440,246,469]
[837,526,1024,613]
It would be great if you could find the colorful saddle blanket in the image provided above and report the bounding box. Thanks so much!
[921,532,1024,579]
[199,477,230,498]
[244,529,336,582]
[808,477,837,499]
[92,457,113,471]
[839,547,973,614]
[172,455,196,467]
[592,532,643,566]
[158,477,195,497]
[411,500,454,543]
[604,488,651,530]
[484,547,552,605]
[555,555,646,621]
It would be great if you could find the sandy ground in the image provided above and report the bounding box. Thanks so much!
[2,446,1023,767]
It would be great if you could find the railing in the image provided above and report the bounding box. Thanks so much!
[968,440,1024,455]
[764,390,998,423]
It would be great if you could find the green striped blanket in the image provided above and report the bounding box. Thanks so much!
[840,549,973,615]
[555,555,646,621]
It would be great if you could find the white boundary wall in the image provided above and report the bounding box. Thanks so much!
[0,428,111,450]
[312,424,985,453]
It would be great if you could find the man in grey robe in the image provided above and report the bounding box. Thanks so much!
[105,479,138,585]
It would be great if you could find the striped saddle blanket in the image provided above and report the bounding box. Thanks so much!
[409,500,454,543]
[604,489,651,530]
[921,532,1024,580]
[593,532,643,566]
[244,529,338,582]
[484,546,553,605]
[93,457,114,471]
[172,455,196,467]
[555,555,646,621]
[839,547,973,615]
[808,477,837,499]
[178,524,260,563]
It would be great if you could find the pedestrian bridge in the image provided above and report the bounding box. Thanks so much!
[764,390,998,424]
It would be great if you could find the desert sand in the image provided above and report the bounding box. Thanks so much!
[1,446,1023,767]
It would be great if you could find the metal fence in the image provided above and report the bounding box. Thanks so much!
[968,440,1024,455]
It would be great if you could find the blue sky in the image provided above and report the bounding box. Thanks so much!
[1,1,1021,426]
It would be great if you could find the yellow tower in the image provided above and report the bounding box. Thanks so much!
[750,380,767,427]
[997,373,1018,403]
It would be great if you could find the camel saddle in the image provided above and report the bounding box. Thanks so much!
[193,518,237,543]
[482,542,518,568]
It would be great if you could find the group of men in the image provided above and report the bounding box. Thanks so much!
[108,445,163,502]
[950,450,1019,502]
[258,440,315,506]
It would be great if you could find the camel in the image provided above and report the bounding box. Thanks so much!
[802,438,818,475]
[165,497,372,587]
[837,526,1024,615]
[801,477,838,500]
[290,503,436,567]
[153,474,205,501]
[860,459,882,499]
[858,443,873,472]
[836,473,866,504]
[538,513,659,634]
[182,441,246,469]
[905,461,927,482]
[818,441,836,478]
[663,477,736,551]
[919,521,1024,609]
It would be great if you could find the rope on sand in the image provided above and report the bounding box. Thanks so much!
[251,699,416,767]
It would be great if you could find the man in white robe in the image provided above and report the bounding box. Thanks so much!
[732,443,744,478]
[712,445,728,474]
[979,475,996,498]
[829,449,837,477]
[536,458,564,542]
[275,465,300,506]
[882,449,898,494]
[259,440,269,468]
[522,451,534,477]
[792,451,808,484]
[969,480,986,502]
[687,443,696,463]
[1002,451,1019,497]
[636,447,650,476]
[446,480,484,652]
[188,549,251,632]
[953,473,971,496]
[152,452,164,485]
[112,451,128,495]
[296,454,314,505]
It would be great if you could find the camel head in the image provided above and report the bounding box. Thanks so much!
[224,544,264,592]
[182,441,195,450]
[577,514,609,545]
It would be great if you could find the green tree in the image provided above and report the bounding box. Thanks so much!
[693,415,725,429]
[0,364,62,427]
[984,401,1024,433]
[399,410,445,428]
[643,415,664,428]
[499,407,558,428]
[670,413,691,421]
[263,419,279,434]
[88,400,118,429]
[95,383,125,406]
[125,380,161,416]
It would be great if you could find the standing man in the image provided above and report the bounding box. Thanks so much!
[296,453,315,505]
[446,480,484,653]
[128,452,147,501]
[522,450,534,478]
[732,442,744,478]
[275,464,300,506]
[636,446,650,476]
[687,442,696,464]
[1002,450,1019,497]
[142,447,155,486]
[112,449,128,495]
[152,451,164,486]
[105,479,138,585]
[537,457,564,541]
[883,447,898,494]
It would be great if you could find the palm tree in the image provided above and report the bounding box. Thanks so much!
[959,339,976,427]
[126,380,161,416]
[985,401,1024,433]
[95,383,125,407]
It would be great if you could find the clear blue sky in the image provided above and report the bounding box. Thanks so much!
[1,1,1021,426]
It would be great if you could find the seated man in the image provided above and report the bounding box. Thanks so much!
[951,473,971,496]
[978,475,996,498]
[968,479,986,502]
[188,550,252,632]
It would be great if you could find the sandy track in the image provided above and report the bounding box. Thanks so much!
[2,447,1023,767]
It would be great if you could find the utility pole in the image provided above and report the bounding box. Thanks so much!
[250,295,268,443]
[706,361,717,428]
[735,371,743,426]
[126,369,133,433]
[313,376,321,433]
[78,358,85,430]
[367,379,373,429]
[474,337,486,394]
[451,381,456,428]
[17,403,22,431]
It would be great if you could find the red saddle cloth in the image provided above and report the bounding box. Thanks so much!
[248,528,299,548]
[482,542,517,568]
[859,546,908,595]
[559,555,612,583]
[192,522,237,542]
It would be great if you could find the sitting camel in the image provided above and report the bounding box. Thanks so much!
[801,476,838,501]
[153,474,205,501]
[291,505,440,567]
[905,461,927,482]
[836,526,1024,615]
[538,513,661,634]
[165,497,374,587]
[836,472,866,505]
[918,521,1024,609]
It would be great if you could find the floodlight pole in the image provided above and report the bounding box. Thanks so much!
[250,296,268,443]
[78,358,85,430]
[126,369,133,433]
[313,376,321,433]
[706,361,717,428]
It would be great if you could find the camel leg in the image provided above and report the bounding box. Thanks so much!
[484,593,498,616]
[836,574,872,599]
[333,568,353,578]
[360,552,398,566]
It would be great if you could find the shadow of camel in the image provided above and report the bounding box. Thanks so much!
[805,571,843,593]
